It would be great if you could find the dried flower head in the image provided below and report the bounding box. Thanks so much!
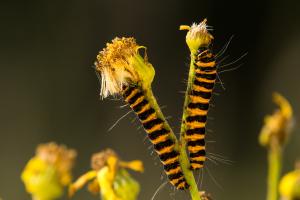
[259,92,293,147]
[36,142,76,181]
[180,19,214,53]
[199,191,213,200]
[91,148,118,171]
[21,142,76,200]
[95,37,155,98]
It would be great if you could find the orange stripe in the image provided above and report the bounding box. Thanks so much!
[151,134,169,144]
[137,103,151,114]
[156,144,175,155]
[195,61,215,67]
[188,146,205,153]
[187,108,208,116]
[141,113,157,123]
[165,166,181,175]
[185,121,205,128]
[124,88,139,102]
[185,134,205,141]
[189,95,211,103]
[190,156,206,161]
[195,77,216,84]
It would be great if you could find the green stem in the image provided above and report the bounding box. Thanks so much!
[267,139,282,200]
[145,88,201,200]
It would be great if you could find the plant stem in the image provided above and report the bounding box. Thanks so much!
[267,139,282,200]
[145,88,201,200]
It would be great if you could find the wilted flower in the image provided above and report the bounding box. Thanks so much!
[69,148,143,200]
[95,37,155,98]
[21,142,76,200]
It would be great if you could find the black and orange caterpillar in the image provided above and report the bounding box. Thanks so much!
[122,85,189,190]
[185,46,216,170]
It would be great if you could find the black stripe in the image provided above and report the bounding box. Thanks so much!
[190,90,212,99]
[196,73,216,80]
[194,79,215,89]
[186,115,207,123]
[143,118,164,130]
[164,161,180,171]
[148,129,169,141]
[188,102,209,111]
[153,139,174,151]
[187,139,205,147]
[132,99,148,113]
[190,160,205,165]
[122,84,127,90]
[186,128,205,135]
[190,150,206,158]
[138,108,155,121]
[159,151,178,162]
[122,86,135,98]
[148,129,169,140]
[197,46,208,53]
[168,171,184,181]
[127,91,143,105]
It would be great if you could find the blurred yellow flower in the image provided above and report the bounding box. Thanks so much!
[21,142,76,200]
[259,92,293,147]
[279,162,300,200]
[69,148,143,200]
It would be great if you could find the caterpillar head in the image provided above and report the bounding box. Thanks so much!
[95,37,155,98]
[180,19,213,53]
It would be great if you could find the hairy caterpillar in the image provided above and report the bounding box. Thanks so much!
[180,20,216,170]
[122,84,189,190]
[185,46,216,170]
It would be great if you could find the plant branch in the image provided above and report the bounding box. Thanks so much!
[267,139,282,200]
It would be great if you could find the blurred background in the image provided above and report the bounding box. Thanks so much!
[1,0,300,199]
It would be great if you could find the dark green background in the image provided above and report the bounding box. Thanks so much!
[1,0,300,199]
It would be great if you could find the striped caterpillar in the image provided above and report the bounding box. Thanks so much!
[122,85,189,190]
[95,37,189,190]
[185,46,216,170]
[180,19,216,170]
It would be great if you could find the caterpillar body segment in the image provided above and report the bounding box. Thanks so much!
[185,47,216,170]
[122,85,189,190]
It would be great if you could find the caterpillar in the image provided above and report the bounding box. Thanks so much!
[122,84,189,190]
[185,46,216,170]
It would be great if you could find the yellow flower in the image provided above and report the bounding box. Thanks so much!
[69,148,143,200]
[21,142,76,200]
[259,92,293,147]
[279,162,300,200]
[180,19,213,54]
